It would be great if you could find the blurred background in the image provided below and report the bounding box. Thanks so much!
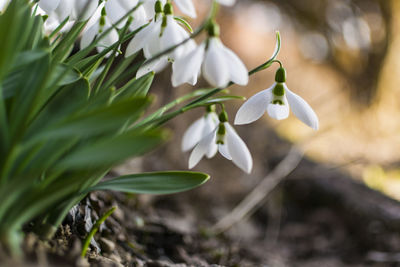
[115,0,400,265]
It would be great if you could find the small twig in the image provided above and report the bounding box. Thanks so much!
[210,147,304,234]
[81,206,116,257]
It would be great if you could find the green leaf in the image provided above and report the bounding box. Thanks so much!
[0,0,33,81]
[113,72,154,100]
[29,97,151,142]
[56,129,168,170]
[174,17,193,33]
[51,64,82,86]
[12,49,48,71]
[88,171,210,195]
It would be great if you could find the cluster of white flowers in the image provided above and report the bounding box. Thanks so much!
[183,66,319,173]
[31,0,319,174]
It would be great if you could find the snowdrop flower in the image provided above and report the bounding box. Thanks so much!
[182,106,219,153]
[172,22,248,88]
[37,0,98,32]
[127,2,193,77]
[235,67,319,130]
[105,0,148,31]
[142,0,196,18]
[188,111,253,173]
[127,2,190,58]
[80,6,119,56]
[38,0,97,22]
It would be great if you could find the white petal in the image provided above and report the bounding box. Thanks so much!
[105,0,128,25]
[80,23,99,49]
[234,86,274,125]
[181,117,205,152]
[172,42,205,87]
[125,21,158,57]
[39,0,61,13]
[160,16,188,59]
[73,0,98,21]
[285,84,319,130]
[208,112,219,128]
[174,0,197,18]
[202,38,229,87]
[267,97,290,120]
[218,144,232,160]
[188,129,216,169]
[221,44,248,85]
[204,114,219,158]
[143,21,163,58]
[225,123,253,173]
[206,141,218,159]
[52,0,74,22]
[129,7,148,31]
[136,56,169,78]
[97,24,120,57]
[216,0,235,6]
[116,0,139,10]
[142,0,166,19]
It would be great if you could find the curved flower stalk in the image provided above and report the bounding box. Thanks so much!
[172,22,248,88]
[188,111,253,173]
[235,66,319,130]
[80,6,119,56]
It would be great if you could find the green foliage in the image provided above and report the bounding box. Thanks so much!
[88,171,210,194]
[0,0,212,254]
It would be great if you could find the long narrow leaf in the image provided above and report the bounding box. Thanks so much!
[88,171,210,195]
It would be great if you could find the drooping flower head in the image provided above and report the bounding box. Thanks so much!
[234,66,319,130]
[187,110,253,173]
[172,21,248,88]
[126,1,195,77]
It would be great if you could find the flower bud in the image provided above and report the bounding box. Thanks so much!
[275,67,286,83]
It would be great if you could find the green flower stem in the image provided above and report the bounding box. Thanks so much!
[81,207,116,257]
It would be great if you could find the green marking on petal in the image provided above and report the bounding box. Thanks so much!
[273,83,285,97]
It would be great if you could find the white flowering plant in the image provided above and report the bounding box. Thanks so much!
[0,0,318,255]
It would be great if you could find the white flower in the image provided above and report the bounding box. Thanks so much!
[172,36,248,88]
[105,0,148,31]
[182,110,219,153]
[128,3,193,78]
[188,112,253,173]
[38,0,97,21]
[80,5,119,56]
[234,67,319,130]
[142,0,196,18]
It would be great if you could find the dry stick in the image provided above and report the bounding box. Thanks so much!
[211,147,304,234]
